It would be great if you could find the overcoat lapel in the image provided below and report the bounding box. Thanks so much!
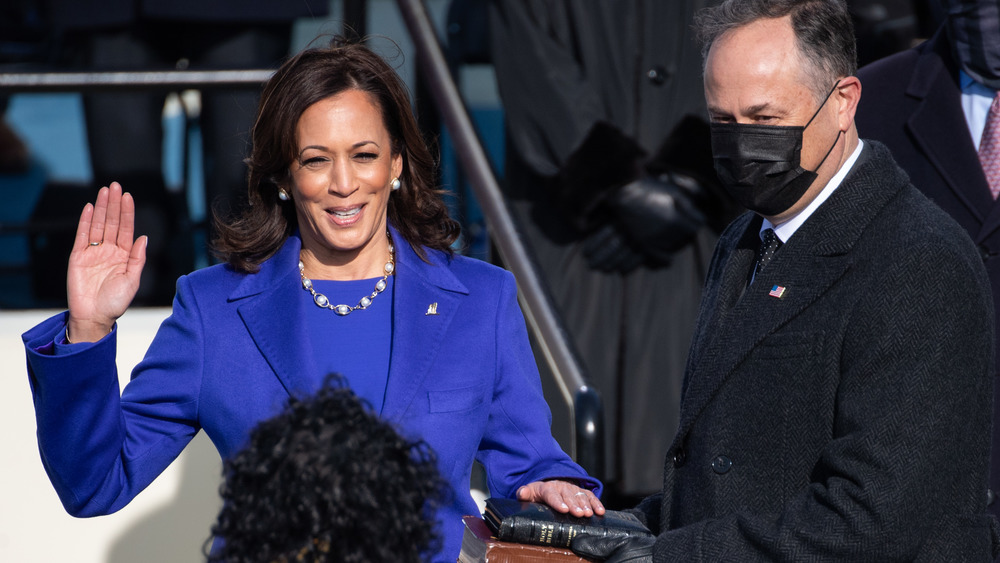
[676,233,852,439]
[381,229,468,422]
[674,144,894,441]
[904,30,1000,241]
[234,236,317,396]
[684,216,758,375]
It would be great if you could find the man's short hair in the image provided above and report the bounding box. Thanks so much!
[206,374,447,562]
[694,0,858,99]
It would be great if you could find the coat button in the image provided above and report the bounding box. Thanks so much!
[980,244,993,262]
[711,455,732,474]
[646,65,668,85]
[672,447,687,467]
[989,488,996,506]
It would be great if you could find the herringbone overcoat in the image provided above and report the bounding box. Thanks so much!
[856,28,1000,522]
[633,141,998,561]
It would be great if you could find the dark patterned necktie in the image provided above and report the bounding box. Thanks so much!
[754,228,782,279]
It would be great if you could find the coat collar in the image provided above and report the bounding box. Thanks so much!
[229,225,468,413]
[904,28,999,238]
[675,143,903,441]
[381,227,468,422]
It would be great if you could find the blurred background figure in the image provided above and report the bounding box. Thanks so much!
[39,0,328,304]
[488,0,741,506]
[0,0,53,307]
[848,0,945,66]
[207,374,446,563]
[855,0,1000,522]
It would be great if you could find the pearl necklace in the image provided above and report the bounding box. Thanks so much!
[299,234,395,316]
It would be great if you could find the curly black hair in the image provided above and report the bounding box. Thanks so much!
[206,375,447,562]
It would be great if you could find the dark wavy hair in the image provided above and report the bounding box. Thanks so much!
[694,0,857,101]
[212,36,461,273]
[206,374,447,562]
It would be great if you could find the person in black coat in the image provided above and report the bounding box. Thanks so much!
[855,0,1000,522]
[569,1,998,560]
[489,0,739,503]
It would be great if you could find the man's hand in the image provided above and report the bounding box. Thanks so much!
[582,224,646,273]
[571,534,655,562]
[607,172,707,266]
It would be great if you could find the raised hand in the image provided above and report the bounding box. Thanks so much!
[66,182,147,343]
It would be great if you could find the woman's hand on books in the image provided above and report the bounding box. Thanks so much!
[516,480,605,518]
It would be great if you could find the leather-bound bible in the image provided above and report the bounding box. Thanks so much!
[482,498,653,550]
[459,516,592,562]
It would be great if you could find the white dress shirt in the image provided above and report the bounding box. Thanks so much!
[761,140,866,243]
[961,69,998,152]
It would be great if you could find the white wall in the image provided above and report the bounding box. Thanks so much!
[1,308,222,562]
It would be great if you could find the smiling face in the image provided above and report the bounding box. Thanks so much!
[288,89,403,278]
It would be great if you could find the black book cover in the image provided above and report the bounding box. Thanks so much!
[483,497,653,549]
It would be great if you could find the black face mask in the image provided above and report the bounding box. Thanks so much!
[943,0,1000,89]
[710,83,841,217]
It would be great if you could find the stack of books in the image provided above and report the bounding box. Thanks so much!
[458,498,653,562]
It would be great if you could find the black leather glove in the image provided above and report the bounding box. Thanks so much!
[571,534,656,563]
[606,171,707,266]
[582,223,646,274]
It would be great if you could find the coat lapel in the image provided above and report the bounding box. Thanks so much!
[233,236,317,396]
[228,229,470,415]
[675,144,895,441]
[677,235,852,439]
[380,230,468,422]
[684,214,758,376]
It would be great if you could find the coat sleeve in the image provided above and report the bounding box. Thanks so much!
[488,0,648,222]
[489,0,617,177]
[653,237,997,561]
[22,275,206,517]
[474,271,603,498]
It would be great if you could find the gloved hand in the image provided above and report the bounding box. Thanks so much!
[582,223,646,274]
[606,172,707,266]
[571,533,656,562]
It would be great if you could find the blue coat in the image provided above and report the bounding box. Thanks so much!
[23,229,600,562]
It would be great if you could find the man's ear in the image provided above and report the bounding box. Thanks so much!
[836,76,861,131]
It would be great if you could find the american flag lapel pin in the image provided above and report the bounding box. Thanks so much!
[768,285,786,299]
[425,302,439,315]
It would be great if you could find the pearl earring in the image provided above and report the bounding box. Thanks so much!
[390,178,401,191]
[278,188,290,201]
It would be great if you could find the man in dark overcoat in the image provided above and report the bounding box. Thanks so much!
[570,0,998,561]
[855,0,1000,522]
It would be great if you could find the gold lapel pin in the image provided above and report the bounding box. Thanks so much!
[425,303,439,315]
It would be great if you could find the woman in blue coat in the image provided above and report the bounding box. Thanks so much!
[22,38,603,562]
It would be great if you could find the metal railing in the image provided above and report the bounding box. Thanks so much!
[394,0,603,477]
[0,0,605,478]
[0,69,275,92]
